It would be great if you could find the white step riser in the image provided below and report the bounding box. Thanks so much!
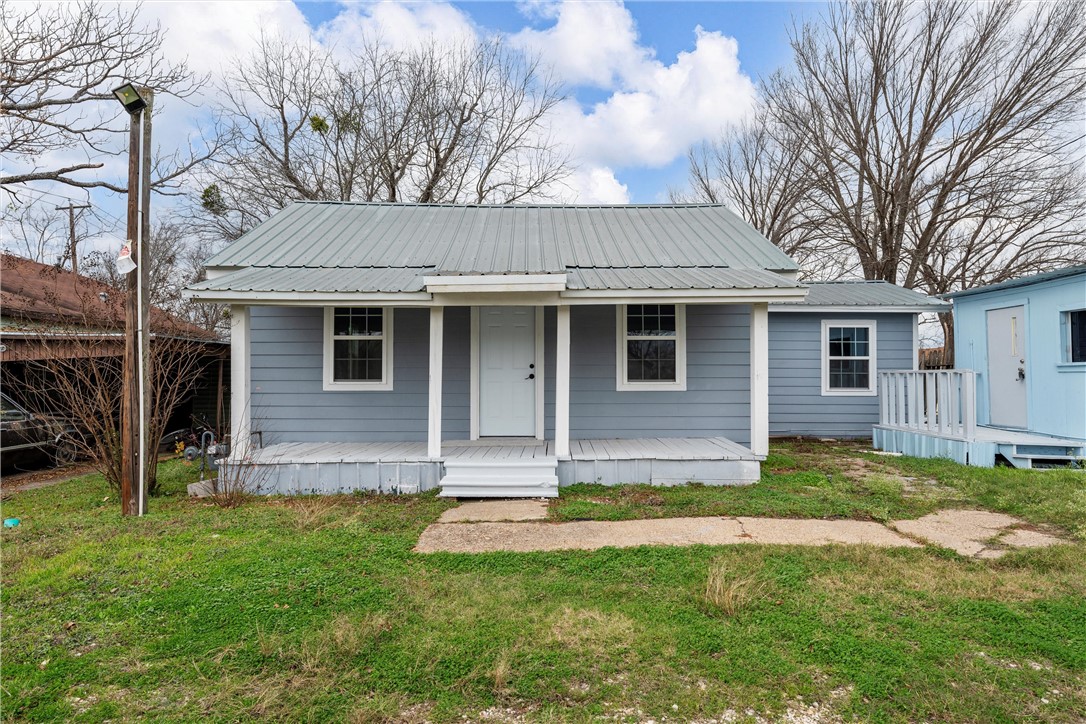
[440,458,559,498]
[439,484,559,498]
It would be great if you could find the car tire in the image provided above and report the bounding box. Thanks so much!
[53,436,79,467]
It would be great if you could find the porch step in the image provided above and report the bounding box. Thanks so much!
[439,456,559,498]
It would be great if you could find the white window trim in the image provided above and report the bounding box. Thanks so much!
[821,319,877,397]
[323,306,394,391]
[616,304,687,392]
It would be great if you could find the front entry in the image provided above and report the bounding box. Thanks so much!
[986,305,1028,429]
[480,306,536,436]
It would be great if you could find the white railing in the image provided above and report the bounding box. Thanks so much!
[878,370,977,438]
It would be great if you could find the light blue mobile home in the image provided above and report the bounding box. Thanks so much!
[874,266,1086,467]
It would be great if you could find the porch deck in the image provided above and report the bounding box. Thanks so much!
[237,436,763,496]
[873,370,1085,468]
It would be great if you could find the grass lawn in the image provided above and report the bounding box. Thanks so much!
[2,443,1084,722]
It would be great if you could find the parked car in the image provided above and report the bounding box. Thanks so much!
[0,392,79,471]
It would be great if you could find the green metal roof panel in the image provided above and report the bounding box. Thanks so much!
[773,280,949,308]
[190,266,432,294]
[942,266,1086,300]
[204,202,800,275]
[565,267,804,291]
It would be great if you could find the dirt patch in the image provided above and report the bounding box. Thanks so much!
[1,462,97,495]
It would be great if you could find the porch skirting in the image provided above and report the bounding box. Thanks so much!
[225,437,762,496]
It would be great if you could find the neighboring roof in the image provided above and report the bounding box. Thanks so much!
[1,253,217,341]
[941,265,1086,300]
[196,202,801,297]
[770,280,949,310]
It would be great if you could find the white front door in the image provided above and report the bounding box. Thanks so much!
[480,306,536,436]
[986,305,1028,429]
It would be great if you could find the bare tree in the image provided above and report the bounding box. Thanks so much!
[82,220,229,334]
[0,0,216,194]
[194,34,570,241]
[684,0,1086,354]
[5,260,217,494]
[0,202,70,264]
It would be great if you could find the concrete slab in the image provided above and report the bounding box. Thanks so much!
[438,499,549,523]
[736,517,919,547]
[891,509,1061,558]
[415,516,920,554]
[999,528,1063,550]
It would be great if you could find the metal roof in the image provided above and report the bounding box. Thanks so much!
[942,266,1086,300]
[565,267,803,291]
[191,266,433,294]
[771,280,949,309]
[204,202,800,275]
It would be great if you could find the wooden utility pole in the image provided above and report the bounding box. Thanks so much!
[55,203,90,274]
[120,87,152,517]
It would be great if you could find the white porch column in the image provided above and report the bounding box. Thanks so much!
[750,302,769,457]
[555,305,571,457]
[428,306,444,459]
[229,304,251,459]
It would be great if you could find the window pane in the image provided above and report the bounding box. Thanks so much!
[829,359,869,389]
[333,339,383,381]
[334,307,383,336]
[1071,310,1086,363]
[627,340,676,382]
[828,326,869,358]
[626,304,677,337]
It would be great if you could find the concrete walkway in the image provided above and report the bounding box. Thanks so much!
[417,501,1064,556]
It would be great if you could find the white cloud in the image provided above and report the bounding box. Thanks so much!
[558,166,630,204]
[512,0,652,88]
[543,21,757,170]
[316,1,478,54]
[144,1,312,78]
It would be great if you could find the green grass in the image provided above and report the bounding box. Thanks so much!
[2,445,1085,722]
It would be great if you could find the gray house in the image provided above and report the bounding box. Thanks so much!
[186,202,943,497]
[769,281,949,438]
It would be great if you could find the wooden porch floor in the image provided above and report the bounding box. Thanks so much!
[249,436,758,464]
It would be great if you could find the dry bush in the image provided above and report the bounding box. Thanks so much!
[285,496,340,529]
[703,562,767,618]
[492,650,513,695]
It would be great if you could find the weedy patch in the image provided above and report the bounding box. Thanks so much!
[702,559,768,618]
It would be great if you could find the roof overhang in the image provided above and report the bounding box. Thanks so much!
[183,287,810,307]
[423,274,567,294]
[769,304,949,313]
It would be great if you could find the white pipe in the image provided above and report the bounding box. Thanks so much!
[136,200,146,517]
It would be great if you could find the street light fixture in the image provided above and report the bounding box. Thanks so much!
[112,83,147,114]
[112,81,152,517]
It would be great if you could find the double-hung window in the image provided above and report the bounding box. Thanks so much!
[617,304,686,391]
[821,320,876,396]
[323,307,393,391]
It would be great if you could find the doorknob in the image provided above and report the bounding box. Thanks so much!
[1017,367,1025,381]
[525,373,535,380]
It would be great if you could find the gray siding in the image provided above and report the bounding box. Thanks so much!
[250,306,470,443]
[250,304,753,445]
[546,305,752,444]
[768,312,914,438]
